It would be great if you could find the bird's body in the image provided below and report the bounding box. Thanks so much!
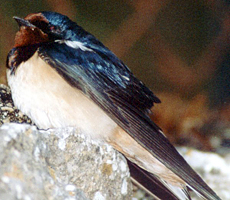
[6,11,221,200]
[7,50,183,187]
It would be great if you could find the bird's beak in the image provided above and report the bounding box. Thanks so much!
[13,16,36,28]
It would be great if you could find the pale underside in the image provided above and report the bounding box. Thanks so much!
[7,51,186,192]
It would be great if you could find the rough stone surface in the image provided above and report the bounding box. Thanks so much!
[0,84,33,126]
[178,147,230,200]
[0,123,132,200]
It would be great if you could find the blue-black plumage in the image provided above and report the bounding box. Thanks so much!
[6,11,221,200]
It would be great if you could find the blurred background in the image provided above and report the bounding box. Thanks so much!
[0,0,229,151]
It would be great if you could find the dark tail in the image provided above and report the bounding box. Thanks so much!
[127,159,183,200]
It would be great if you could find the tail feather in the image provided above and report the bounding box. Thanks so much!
[127,159,191,200]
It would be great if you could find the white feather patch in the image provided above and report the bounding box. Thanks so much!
[55,39,93,52]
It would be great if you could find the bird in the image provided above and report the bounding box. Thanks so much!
[6,11,221,200]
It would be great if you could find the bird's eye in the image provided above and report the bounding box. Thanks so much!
[49,25,62,35]
[49,25,56,31]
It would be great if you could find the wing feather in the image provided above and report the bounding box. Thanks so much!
[38,42,220,200]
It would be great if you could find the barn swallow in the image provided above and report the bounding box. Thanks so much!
[6,12,221,200]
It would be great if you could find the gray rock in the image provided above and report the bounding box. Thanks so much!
[0,84,33,126]
[0,123,132,200]
[178,147,230,200]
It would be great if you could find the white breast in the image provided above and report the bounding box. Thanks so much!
[7,52,117,140]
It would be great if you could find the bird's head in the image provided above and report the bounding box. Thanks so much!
[13,11,83,48]
[8,11,109,74]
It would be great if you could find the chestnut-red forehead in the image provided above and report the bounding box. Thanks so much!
[24,12,49,24]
